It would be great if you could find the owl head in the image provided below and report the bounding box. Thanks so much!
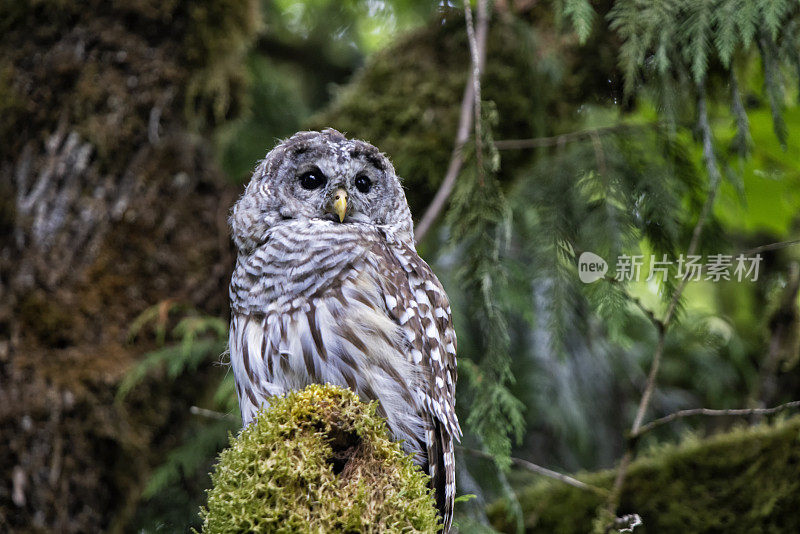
[230,129,414,251]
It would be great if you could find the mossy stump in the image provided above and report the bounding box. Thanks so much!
[200,384,440,533]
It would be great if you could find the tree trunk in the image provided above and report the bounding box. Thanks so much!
[0,2,258,531]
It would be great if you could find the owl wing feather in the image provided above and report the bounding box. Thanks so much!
[368,231,460,531]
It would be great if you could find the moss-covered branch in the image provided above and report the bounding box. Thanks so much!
[200,384,440,533]
[488,416,800,533]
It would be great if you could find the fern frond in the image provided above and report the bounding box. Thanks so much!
[118,310,228,401]
[143,419,235,499]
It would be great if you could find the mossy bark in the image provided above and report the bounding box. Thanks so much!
[488,417,800,533]
[0,1,258,531]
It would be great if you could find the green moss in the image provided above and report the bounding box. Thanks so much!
[488,417,800,533]
[200,384,440,533]
[183,0,261,127]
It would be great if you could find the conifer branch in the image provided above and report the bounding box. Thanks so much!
[659,86,722,328]
[415,0,489,242]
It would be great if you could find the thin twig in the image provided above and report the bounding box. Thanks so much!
[415,2,489,242]
[630,329,666,433]
[605,84,724,517]
[457,445,608,495]
[190,406,237,421]
[632,400,800,438]
[633,87,722,433]
[493,123,655,150]
[607,278,664,331]
[463,0,485,179]
[741,239,800,256]
[590,130,607,176]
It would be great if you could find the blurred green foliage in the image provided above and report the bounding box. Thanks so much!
[120,302,237,531]
[123,0,800,531]
[216,0,439,183]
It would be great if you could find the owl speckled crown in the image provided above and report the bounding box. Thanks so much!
[229,129,414,252]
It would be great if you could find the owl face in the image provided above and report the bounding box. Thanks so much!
[231,129,414,251]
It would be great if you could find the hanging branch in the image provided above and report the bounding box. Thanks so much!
[729,70,752,158]
[604,84,724,521]
[759,31,788,148]
[415,0,489,242]
[463,0,485,178]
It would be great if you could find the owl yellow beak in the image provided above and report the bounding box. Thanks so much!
[332,188,348,222]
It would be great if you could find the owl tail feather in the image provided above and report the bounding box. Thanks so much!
[426,421,455,532]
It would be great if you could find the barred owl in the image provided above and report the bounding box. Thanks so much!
[228,129,461,530]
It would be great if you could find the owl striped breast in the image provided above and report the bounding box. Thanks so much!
[229,218,460,530]
[230,221,429,452]
[368,236,460,441]
[230,220,375,313]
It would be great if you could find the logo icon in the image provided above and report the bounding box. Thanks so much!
[578,251,608,283]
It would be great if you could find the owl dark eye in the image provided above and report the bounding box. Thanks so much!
[299,168,327,190]
[355,174,372,193]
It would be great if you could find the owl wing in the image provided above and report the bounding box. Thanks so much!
[368,232,461,531]
[369,235,460,439]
